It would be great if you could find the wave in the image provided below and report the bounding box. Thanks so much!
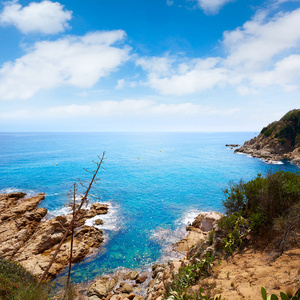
[0,187,37,198]
[48,201,122,232]
[84,202,121,232]
[150,209,207,263]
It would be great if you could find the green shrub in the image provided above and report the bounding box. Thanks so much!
[219,214,249,254]
[0,258,50,300]
[222,171,300,229]
[222,181,246,215]
[166,254,214,299]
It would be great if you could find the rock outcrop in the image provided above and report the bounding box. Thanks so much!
[235,109,300,166]
[84,268,150,300]
[145,212,223,300]
[0,192,108,279]
[175,212,222,252]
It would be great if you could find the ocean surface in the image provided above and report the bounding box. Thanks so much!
[0,132,299,284]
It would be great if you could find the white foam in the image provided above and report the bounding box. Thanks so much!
[177,209,203,227]
[0,187,36,198]
[150,209,208,263]
[84,202,121,232]
[265,160,284,165]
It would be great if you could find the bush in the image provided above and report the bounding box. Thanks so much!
[166,254,214,299]
[222,171,300,228]
[0,258,50,300]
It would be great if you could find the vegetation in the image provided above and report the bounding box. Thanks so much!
[261,286,300,300]
[0,258,51,299]
[165,254,220,300]
[260,109,300,147]
[220,170,300,252]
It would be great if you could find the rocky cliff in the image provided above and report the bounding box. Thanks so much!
[235,109,300,166]
[0,192,108,279]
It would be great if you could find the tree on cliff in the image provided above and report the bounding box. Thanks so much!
[38,152,106,285]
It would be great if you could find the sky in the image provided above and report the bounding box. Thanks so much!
[0,0,300,132]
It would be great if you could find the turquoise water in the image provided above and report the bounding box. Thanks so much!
[0,132,298,283]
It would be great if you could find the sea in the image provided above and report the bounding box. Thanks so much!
[0,132,299,284]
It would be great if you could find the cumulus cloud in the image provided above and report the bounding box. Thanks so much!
[250,54,300,90]
[0,30,130,100]
[138,57,229,95]
[0,0,72,34]
[138,8,300,95]
[223,8,300,69]
[0,100,239,120]
[197,0,235,14]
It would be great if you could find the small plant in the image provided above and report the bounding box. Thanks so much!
[221,215,249,254]
[208,231,214,246]
[261,286,300,300]
[166,254,214,299]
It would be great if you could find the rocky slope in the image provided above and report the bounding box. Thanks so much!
[79,211,299,300]
[74,212,222,300]
[235,109,300,166]
[0,192,108,279]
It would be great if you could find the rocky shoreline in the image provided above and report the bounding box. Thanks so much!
[234,134,300,167]
[0,190,222,299]
[0,192,109,279]
[79,212,223,300]
[234,110,300,167]
[1,192,299,299]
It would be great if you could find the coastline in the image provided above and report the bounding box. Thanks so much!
[0,192,109,280]
[1,191,299,299]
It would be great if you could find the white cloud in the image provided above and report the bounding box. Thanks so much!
[197,0,234,14]
[0,30,130,100]
[0,0,72,34]
[223,8,300,69]
[138,8,300,96]
[0,100,239,120]
[250,54,300,90]
[116,79,125,89]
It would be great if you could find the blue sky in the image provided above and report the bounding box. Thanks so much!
[0,0,300,132]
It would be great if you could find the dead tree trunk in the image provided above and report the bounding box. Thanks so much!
[38,152,106,284]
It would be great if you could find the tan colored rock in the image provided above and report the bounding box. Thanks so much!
[120,283,133,294]
[123,270,139,281]
[95,219,104,225]
[91,203,109,215]
[0,192,106,280]
[88,276,116,299]
[127,293,136,300]
[136,275,147,284]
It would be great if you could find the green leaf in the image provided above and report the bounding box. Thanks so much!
[280,292,290,300]
[270,294,279,300]
[261,287,267,300]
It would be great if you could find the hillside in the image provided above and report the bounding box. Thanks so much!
[235,109,300,166]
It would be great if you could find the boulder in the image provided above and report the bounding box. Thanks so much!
[91,203,109,215]
[192,212,222,232]
[120,283,133,294]
[87,276,115,298]
[123,270,139,280]
[136,275,147,284]
[95,219,104,225]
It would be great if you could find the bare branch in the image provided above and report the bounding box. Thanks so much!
[38,152,106,284]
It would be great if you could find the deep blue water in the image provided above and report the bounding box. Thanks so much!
[0,132,299,283]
